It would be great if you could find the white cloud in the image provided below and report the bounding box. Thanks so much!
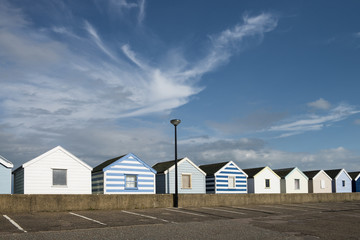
[267,103,360,137]
[307,98,331,110]
[177,136,360,170]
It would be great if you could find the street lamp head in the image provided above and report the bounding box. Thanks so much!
[170,119,181,126]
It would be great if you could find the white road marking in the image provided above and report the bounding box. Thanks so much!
[282,204,327,210]
[166,208,206,217]
[3,215,27,233]
[232,206,278,214]
[202,207,246,215]
[121,210,173,223]
[261,205,308,212]
[69,212,107,225]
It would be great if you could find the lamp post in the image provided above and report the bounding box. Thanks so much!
[170,119,181,208]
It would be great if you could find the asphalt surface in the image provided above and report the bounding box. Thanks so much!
[1,201,360,239]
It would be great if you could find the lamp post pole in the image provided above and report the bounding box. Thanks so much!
[170,119,181,208]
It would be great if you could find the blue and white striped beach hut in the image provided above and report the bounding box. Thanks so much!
[92,153,156,194]
[199,161,248,194]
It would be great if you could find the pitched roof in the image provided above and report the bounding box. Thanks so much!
[152,159,183,174]
[92,155,126,173]
[198,161,228,175]
[324,169,342,179]
[242,167,266,178]
[272,168,295,178]
[348,171,360,181]
[0,155,13,168]
[22,146,92,171]
[303,170,321,180]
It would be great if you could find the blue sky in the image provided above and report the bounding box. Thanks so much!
[1,0,360,171]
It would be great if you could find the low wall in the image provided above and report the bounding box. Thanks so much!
[1,193,360,213]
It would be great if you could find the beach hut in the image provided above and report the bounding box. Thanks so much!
[92,153,156,194]
[348,171,360,192]
[273,167,309,193]
[0,155,13,194]
[243,166,280,194]
[325,169,352,193]
[199,161,247,194]
[13,146,92,194]
[303,170,332,193]
[153,157,206,194]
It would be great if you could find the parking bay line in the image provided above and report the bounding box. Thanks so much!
[3,215,27,233]
[121,210,174,223]
[282,204,328,211]
[261,205,308,212]
[165,208,206,217]
[202,207,245,215]
[232,206,278,214]
[69,212,107,226]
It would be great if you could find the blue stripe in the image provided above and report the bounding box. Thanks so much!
[216,175,228,178]
[224,167,239,170]
[219,171,244,175]
[236,184,247,187]
[140,179,154,182]
[106,178,153,183]
[236,176,246,179]
[236,180,246,183]
[106,168,153,173]
[106,184,154,188]
[106,173,154,177]
[107,178,123,182]
[217,188,247,192]
[216,184,228,187]
[106,189,154,193]
[216,180,228,183]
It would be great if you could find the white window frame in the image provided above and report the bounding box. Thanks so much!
[181,173,192,189]
[265,179,270,188]
[228,176,236,189]
[320,179,326,189]
[52,169,67,187]
[294,179,300,190]
[125,174,138,189]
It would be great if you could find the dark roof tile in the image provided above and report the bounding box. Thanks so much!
[198,162,229,175]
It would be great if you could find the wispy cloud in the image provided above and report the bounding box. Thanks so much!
[0,2,278,166]
[267,103,360,137]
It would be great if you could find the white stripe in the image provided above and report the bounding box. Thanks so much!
[138,182,154,185]
[106,175,125,179]
[3,215,27,233]
[202,207,245,215]
[69,212,106,225]
[106,187,124,190]
[138,177,154,180]
[105,181,124,184]
[110,165,148,170]
[121,210,172,223]
[121,160,141,164]
[165,208,206,217]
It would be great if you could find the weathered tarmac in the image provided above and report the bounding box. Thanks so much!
[1,201,360,239]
